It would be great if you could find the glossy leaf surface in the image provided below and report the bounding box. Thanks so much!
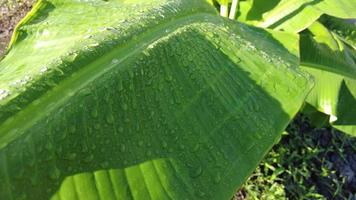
[0,0,312,199]
[237,0,356,33]
[301,21,356,136]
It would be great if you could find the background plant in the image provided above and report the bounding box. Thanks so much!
[210,0,356,136]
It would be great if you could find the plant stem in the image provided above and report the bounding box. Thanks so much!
[220,3,229,17]
[229,0,239,20]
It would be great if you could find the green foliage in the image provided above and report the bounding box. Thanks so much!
[216,0,356,136]
[237,0,356,33]
[241,116,356,199]
[0,0,312,199]
[0,0,355,199]
[299,21,356,136]
[321,17,356,49]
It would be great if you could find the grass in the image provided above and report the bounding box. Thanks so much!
[235,115,356,200]
[1,1,356,200]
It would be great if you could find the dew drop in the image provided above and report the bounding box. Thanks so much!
[84,154,94,163]
[120,144,126,152]
[122,103,128,111]
[138,140,144,147]
[15,168,25,180]
[0,89,10,100]
[100,161,109,168]
[162,141,168,149]
[30,176,38,186]
[63,153,77,160]
[196,190,206,197]
[18,194,27,200]
[81,144,89,153]
[49,167,61,180]
[166,75,173,82]
[66,52,78,62]
[89,43,99,47]
[40,66,48,73]
[213,172,222,183]
[56,146,63,154]
[94,123,101,130]
[84,35,92,39]
[106,114,114,124]
[146,150,152,156]
[179,144,185,150]
[190,165,203,178]
[118,80,124,92]
[112,59,119,64]
[106,27,119,33]
[118,127,124,133]
[80,88,91,96]
[192,143,200,152]
[91,109,98,118]
[67,125,76,133]
[45,142,53,151]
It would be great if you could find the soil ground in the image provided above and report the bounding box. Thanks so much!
[0,0,34,55]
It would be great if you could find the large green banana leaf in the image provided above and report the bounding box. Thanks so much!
[0,0,312,199]
[300,21,356,136]
[237,0,356,33]
[321,16,356,50]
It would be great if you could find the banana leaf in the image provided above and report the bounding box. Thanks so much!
[237,0,356,33]
[300,21,356,136]
[320,16,356,50]
[0,0,312,199]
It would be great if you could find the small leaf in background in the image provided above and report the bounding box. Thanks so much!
[237,0,356,33]
[300,21,356,136]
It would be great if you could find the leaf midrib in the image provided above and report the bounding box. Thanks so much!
[0,12,217,149]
